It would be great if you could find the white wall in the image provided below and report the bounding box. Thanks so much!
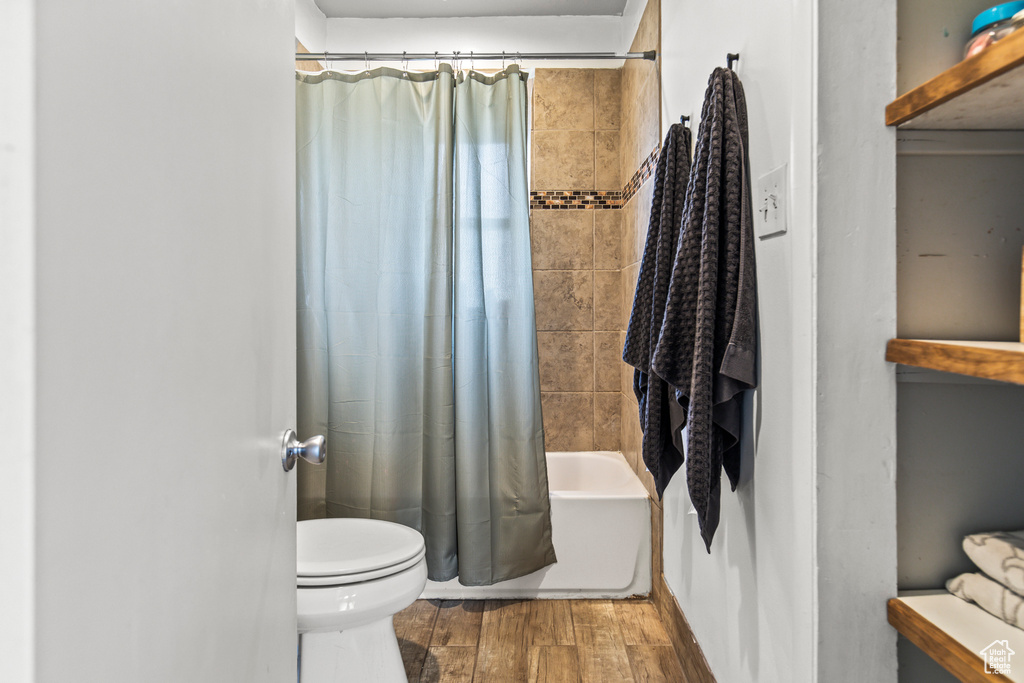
[659,0,898,681]
[897,133,1024,340]
[318,2,652,73]
[659,1,818,680]
[897,0,994,94]
[324,15,629,70]
[815,0,897,680]
[296,0,326,52]
[0,0,36,680]
[619,0,650,52]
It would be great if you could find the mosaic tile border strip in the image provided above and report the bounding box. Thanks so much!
[621,145,661,206]
[529,190,622,210]
[530,144,662,211]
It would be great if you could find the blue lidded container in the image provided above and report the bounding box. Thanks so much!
[965,2,1024,58]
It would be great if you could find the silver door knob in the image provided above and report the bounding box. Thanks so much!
[281,429,326,472]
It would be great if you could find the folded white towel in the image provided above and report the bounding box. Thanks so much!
[947,572,1024,630]
[964,530,1024,596]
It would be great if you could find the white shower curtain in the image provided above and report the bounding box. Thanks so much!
[295,64,555,585]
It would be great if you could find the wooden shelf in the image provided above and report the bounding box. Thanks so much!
[887,27,1024,129]
[889,591,1023,682]
[886,339,1024,384]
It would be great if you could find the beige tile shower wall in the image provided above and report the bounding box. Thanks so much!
[619,0,661,500]
[531,67,622,452]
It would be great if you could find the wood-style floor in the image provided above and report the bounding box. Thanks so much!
[394,599,687,683]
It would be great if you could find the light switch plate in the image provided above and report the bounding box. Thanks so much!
[756,164,787,239]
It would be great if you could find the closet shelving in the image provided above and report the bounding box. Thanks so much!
[886,339,1024,385]
[886,27,1024,129]
[885,25,1024,683]
[889,592,1022,683]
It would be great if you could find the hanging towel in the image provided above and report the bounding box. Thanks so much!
[650,67,758,552]
[623,122,692,497]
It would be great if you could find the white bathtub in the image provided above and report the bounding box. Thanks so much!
[420,451,651,599]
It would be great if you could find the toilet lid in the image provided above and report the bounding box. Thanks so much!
[297,518,425,578]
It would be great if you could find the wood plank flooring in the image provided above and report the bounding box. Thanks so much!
[394,599,687,683]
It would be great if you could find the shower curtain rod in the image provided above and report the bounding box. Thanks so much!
[296,50,657,62]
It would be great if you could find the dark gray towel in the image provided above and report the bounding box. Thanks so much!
[651,68,758,552]
[622,123,692,498]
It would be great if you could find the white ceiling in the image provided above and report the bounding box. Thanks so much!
[314,0,630,19]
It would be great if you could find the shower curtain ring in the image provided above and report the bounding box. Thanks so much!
[323,51,329,71]
[470,51,474,70]
[364,51,369,71]
[501,51,506,70]
[434,51,439,70]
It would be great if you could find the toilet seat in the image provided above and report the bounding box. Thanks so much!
[297,518,426,587]
[297,546,426,587]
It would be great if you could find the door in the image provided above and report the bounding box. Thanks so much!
[28,1,298,681]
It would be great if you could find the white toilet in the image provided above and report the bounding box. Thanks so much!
[297,518,427,683]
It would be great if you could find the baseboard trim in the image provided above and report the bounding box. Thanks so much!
[653,572,716,683]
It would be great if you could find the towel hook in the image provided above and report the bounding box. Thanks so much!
[680,115,690,126]
[727,53,739,70]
